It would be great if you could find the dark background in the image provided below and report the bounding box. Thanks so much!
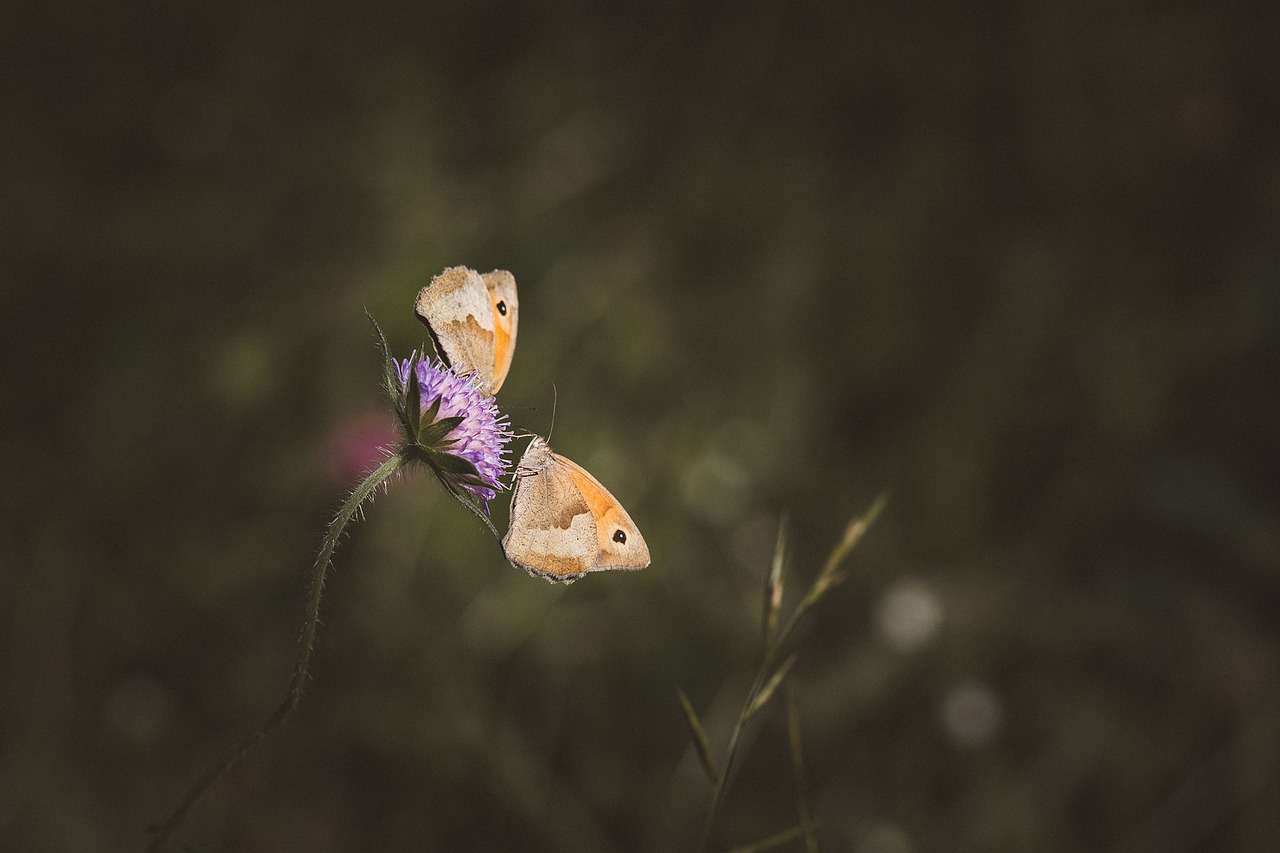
[4,1,1280,851]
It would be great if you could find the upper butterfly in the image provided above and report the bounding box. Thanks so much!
[414,266,518,396]
[503,436,651,584]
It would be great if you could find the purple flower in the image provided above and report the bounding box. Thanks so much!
[394,353,511,513]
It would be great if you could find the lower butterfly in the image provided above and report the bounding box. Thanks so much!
[502,437,650,583]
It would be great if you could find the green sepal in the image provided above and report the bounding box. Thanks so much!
[367,311,400,405]
[430,464,500,539]
[405,357,423,439]
[423,446,483,480]
[391,393,414,439]
[417,393,443,434]
[417,413,464,449]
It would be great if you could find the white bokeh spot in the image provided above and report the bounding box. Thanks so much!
[876,578,943,651]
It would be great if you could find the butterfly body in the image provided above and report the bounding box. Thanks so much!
[503,437,650,584]
[414,267,518,395]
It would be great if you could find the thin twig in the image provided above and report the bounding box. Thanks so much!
[722,820,823,853]
[699,495,886,851]
[698,609,796,850]
[787,683,818,853]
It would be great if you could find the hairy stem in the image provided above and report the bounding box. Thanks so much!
[148,449,412,851]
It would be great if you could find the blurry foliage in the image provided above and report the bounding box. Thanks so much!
[3,0,1280,851]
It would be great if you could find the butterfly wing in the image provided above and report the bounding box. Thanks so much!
[414,267,498,393]
[502,438,649,583]
[503,439,597,582]
[481,270,518,394]
[552,453,649,572]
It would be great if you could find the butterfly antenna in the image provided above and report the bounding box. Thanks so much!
[547,384,558,444]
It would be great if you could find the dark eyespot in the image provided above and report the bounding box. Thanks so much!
[612,529,626,544]
[496,300,507,316]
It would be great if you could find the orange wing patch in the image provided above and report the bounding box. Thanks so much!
[482,270,518,394]
[561,461,645,566]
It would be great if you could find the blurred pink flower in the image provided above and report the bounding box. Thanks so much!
[323,410,398,487]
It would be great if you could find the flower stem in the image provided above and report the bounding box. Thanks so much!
[148,448,413,852]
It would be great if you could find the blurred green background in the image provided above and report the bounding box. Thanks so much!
[4,1,1280,851]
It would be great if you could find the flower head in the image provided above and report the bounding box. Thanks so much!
[393,352,512,513]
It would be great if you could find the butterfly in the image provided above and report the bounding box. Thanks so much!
[414,266,518,395]
[502,436,650,584]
